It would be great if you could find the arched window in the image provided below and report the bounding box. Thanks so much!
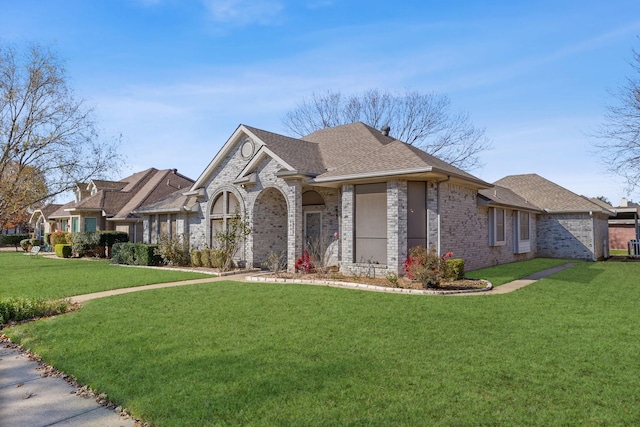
[211,191,241,236]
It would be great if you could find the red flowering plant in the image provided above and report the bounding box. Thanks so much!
[295,249,314,274]
[404,247,455,288]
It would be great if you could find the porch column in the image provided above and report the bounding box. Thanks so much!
[387,180,408,275]
[426,181,440,253]
[287,181,303,272]
[341,184,354,270]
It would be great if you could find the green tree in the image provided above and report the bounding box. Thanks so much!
[0,42,123,229]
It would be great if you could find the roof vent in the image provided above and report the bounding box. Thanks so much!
[381,125,390,136]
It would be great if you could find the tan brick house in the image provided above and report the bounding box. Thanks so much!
[135,122,613,274]
[30,168,194,243]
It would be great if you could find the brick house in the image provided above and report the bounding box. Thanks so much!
[136,122,613,274]
[598,198,640,252]
[30,168,194,243]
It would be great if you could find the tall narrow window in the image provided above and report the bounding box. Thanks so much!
[515,211,531,253]
[489,208,506,246]
[355,183,387,264]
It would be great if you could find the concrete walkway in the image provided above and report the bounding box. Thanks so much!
[0,343,135,427]
[1,262,576,426]
[451,262,577,296]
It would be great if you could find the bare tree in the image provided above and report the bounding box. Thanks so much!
[282,89,492,171]
[0,42,123,229]
[593,48,640,195]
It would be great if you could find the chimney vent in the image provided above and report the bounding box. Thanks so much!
[381,125,390,136]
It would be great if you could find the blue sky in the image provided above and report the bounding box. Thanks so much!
[4,0,640,204]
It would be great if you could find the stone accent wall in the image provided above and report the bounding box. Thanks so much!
[536,213,595,260]
[386,180,407,275]
[426,181,439,249]
[341,185,354,270]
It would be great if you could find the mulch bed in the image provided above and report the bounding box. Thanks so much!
[262,272,487,291]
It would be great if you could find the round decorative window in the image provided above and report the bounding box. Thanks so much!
[240,138,255,159]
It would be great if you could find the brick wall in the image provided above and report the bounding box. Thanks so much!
[610,224,638,250]
[536,213,595,260]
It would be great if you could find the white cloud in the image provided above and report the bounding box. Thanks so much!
[201,0,284,26]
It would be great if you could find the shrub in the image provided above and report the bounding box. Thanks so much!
[295,250,313,274]
[262,250,287,273]
[199,249,212,268]
[404,247,456,288]
[446,258,465,280]
[212,214,250,271]
[20,239,31,251]
[0,297,72,325]
[111,242,136,265]
[191,250,203,267]
[71,232,100,257]
[155,233,190,266]
[135,244,162,266]
[1,233,30,251]
[50,231,71,246]
[98,230,129,247]
[55,244,72,258]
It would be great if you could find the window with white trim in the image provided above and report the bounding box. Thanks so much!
[514,211,531,253]
[489,208,506,246]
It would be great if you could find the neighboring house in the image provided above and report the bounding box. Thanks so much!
[30,168,194,243]
[599,198,640,251]
[136,122,611,274]
[494,174,614,261]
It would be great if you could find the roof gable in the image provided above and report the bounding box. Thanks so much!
[495,174,612,214]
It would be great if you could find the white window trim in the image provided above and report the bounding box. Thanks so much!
[514,211,531,254]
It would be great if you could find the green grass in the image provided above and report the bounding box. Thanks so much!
[610,248,629,256]
[0,252,212,299]
[5,260,640,426]
[468,257,575,285]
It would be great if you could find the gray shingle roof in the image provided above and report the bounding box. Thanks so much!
[495,174,609,212]
[478,185,542,211]
[244,125,326,175]
[303,122,395,170]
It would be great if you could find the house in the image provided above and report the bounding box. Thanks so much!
[599,198,640,252]
[136,122,612,274]
[30,168,194,243]
[493,174,613,261]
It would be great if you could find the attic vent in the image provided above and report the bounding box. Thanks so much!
[381,125,390,136]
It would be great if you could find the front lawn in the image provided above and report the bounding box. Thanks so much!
[5,261,640,426]
[0,252,212,299]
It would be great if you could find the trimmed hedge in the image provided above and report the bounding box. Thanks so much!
[0,234,30,250]
[112,242,162,266]
[446,258,465,280]
[55,244,72,258]
[98,231,129,247]
[50,231,71,246]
